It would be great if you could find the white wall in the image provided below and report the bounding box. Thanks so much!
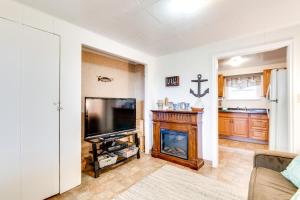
[0,0,156,194]
[155,25,300,162]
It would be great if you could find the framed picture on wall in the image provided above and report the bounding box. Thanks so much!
[165,76,179,87]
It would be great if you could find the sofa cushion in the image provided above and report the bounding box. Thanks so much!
[249,167,297,200]
[282,155,300,188]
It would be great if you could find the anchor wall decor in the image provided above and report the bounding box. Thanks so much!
[190,74,209,98]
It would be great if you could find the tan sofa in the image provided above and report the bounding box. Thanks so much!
[248,150,298,200]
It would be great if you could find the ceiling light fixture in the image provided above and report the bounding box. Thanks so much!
[167,0,208,15]
[227,56,248,67]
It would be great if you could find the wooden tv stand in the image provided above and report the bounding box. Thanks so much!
[85,132,140,178]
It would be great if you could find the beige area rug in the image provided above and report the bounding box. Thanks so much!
[115,165,247,200]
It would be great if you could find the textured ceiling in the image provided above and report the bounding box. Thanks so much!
[15,0,300,56]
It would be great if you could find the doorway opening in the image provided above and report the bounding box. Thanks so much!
[211,41,294,167]
[80,46,146,177]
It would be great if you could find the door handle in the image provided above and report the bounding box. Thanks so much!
[57,106,63,111]
[53,102,63,111]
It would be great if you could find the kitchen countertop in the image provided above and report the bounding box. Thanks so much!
[219,108,267,114]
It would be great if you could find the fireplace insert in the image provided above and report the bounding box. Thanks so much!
[160,129,188,160]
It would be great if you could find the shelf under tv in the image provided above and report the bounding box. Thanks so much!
[97,153,139,172]
[85,131,140,178]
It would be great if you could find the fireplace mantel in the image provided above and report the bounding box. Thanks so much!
[151,110,204,170]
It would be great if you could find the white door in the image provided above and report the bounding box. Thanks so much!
[20,25,60,200]
[0,18,22,200]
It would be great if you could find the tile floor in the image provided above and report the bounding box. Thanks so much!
[219,138,268,151]
[50,139,266,200]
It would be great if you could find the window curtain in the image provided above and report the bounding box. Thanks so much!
[225,74,262,89]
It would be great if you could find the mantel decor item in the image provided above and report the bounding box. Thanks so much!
[179,102,190,110]
[167,102,174,110]
[191,107,204,112]
[166,76,180,87]
[190,74,209,98]
[157,98,190,111]
[157,100,164,110]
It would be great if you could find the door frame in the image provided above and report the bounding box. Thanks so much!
[211,40,294,167]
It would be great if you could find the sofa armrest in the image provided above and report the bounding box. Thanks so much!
[254,150,297,172]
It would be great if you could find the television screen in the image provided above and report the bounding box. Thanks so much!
[84,98,136,138]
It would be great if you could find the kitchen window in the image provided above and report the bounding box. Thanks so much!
[224,74,262,100]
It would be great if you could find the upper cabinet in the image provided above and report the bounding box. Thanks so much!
[218,74,224,97]
[263,69,272,97]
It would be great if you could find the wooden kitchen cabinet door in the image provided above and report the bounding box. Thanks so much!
[249,114,269,142]
[218,75,224,97]
[232,118,249,137]
[263,69,272,97]
[249,119,268,130]
[219,116,232,136]
[249,129,268,141]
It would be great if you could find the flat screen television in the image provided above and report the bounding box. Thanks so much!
[84,97,136,139]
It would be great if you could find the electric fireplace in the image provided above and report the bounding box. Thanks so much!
[151,110,204,170]
[160,129,188,160]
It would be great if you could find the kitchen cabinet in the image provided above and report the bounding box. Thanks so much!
[218,74,224,97]
[263,69,272,97]
[219,117,232,136]
[219,113,249,138]
[219,112,269,143]
[232,118,249,137]
[249,114,269,141]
